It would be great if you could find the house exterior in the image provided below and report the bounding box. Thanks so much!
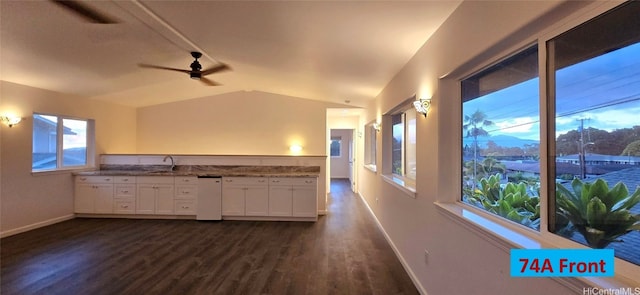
[1,1,637,294]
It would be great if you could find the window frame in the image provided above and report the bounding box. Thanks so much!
[330,136,342,158]
[364,120,378,172]
[443,0,639,284]
[382,98,417,197]
[32,112,96,173]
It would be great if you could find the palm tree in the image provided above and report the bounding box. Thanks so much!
[463,109,493,184]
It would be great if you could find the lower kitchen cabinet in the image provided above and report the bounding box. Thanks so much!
[75,176,114,213]
[222,177,268,216]
[136,177,175,215]
[269,178,317,217]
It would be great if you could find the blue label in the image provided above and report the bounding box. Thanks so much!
[510,249,614,277]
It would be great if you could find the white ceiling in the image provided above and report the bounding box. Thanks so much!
[1,0,461,108]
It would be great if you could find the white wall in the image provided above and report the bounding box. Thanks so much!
[329,129,352,178]
[0,81,137,236]
[137,91,344,156]
[356,1,597,294]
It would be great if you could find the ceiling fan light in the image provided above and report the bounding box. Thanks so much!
[190,73,200,80]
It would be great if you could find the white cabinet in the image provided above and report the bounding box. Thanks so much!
[269,178,317,217]
[222,177,268,216]
[174,176,198,215]
[136,176,174,215]
[75,176,114,213]
[114,176,136,214]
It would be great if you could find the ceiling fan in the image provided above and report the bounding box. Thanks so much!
[51,0,118,24]
[139,52,231,86]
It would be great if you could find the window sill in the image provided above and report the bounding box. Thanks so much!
[434,201,638,290]
[32,166,95,176]
[364,164,377,173]
[381,174,416,198]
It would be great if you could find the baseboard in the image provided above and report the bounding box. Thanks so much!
[317,210,327,215]
[0,214,75,238]
[357,192,428,295]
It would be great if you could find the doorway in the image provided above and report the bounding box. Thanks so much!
[329,128,356,192]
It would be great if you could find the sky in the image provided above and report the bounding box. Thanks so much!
[463,41,640,142]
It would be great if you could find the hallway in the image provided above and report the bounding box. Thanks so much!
[1,179,418,294]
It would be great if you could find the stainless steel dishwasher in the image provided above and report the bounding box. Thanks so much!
[197,176,222,220]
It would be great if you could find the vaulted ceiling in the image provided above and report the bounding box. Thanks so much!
[1,1,461,108]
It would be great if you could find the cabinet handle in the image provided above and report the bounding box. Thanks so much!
[80,177,87,181]
[122,205,129,208]
[181,206,190,209]
[123,190,129,193]
[105,178,111,181]
[123,179,129,182]
[182,191,190,194]
[272,180,280,183]
[225,179,233,182]
[305,180,313,184]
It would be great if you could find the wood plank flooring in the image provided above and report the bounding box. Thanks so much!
[1,179,418,295]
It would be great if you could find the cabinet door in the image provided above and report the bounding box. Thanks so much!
[292,186,317,217]
[75,184,95,213]
[245,186,268,216]
[269,186,292,217]
[94,184,114,213]
[222,186,245,216]
[155,185,175,215]
[137,185,156,214]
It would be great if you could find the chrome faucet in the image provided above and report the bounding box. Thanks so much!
[163,155,176,171]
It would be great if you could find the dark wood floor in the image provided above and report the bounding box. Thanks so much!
[1,179,418,295]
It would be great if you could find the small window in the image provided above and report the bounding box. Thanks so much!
[365,121,378,169]
[32,113,94,172]
[384,101,417,187]
[330,137,341,157]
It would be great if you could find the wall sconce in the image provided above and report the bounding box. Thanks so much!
[289,145,303,153]
[1,115,22,127]
[372,122,381,132]
[413,98,431,117]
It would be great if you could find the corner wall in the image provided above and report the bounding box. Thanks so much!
[0,81,137,236]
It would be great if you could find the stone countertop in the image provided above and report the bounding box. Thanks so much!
[74,165,321,178]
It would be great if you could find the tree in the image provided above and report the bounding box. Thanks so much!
[463,110,493,183]
[622,140,640,156]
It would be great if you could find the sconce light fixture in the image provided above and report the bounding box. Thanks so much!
[372,122,381,132]
[1,115,22,127]
[413,98,431,117]
[289,145,303,153]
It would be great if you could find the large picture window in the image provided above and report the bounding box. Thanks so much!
[461,45,540,230]
[459,1,640,269]
[32,113,94,172]
[548,2,640,266]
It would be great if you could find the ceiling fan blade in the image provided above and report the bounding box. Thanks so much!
[138,64,191,74]
[51,0,118,24]
[200,77,220,86]
[201,63,231,76]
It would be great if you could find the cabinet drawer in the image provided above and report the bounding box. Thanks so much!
[174,199,197,215]
[136,176,174,184]
[76,176,114,184]
[175,176,197,184]
[269,177,317,186]
[175,185,197,199]
[223,177,268,186]
[114,198,135,214]
[115,185,136,197]
[114,176,136,184]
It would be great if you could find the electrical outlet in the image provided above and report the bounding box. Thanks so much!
[424,249,429,264]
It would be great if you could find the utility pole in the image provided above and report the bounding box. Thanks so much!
[577,118,592,179]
